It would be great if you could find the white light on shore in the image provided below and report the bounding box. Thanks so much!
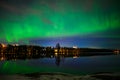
[73,46,77,49]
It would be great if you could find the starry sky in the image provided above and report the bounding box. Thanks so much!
[0,0,120,49]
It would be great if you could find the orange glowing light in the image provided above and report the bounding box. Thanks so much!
[1,43,7,48]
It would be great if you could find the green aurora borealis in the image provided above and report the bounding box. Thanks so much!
[0,0,120,48]
[1,0,120,76]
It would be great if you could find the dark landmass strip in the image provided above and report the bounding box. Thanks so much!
[0,44,119,61]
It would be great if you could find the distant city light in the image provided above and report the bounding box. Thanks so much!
[1,43,7,48]
[54,49,58,52]
[73,46,77,49]
[12,44,19,46]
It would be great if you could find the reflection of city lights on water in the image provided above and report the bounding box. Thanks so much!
[73,56,78,58]
[114,50,120,55]
[0,57,5,61]
[51,55,53,58]
[55,52,58,55]
[12,59,16,61]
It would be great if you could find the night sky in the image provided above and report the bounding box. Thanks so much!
[0,0,120,49]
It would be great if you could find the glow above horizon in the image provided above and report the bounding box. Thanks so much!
[0,0,120,46]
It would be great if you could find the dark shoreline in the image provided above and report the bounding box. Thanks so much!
[0,72,120,80]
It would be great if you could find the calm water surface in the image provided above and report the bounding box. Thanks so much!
[0,54,120,75]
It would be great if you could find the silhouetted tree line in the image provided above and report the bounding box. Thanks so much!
[0,44,117,60]
[0,44,54,60]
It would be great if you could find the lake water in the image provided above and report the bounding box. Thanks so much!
[0,54,120,75]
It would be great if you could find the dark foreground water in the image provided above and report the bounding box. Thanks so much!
[0,54,120,80]
[0,54,120,75]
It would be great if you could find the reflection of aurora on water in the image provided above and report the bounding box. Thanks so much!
[1,55,120,75]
